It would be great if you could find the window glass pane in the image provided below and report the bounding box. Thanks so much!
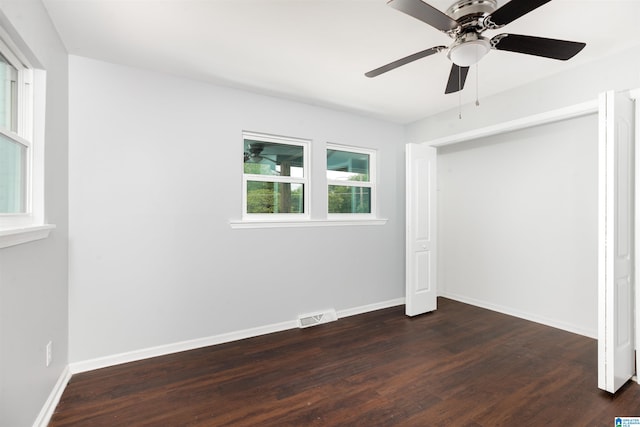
[247,181,304,214]
[0,133,26,213]
[327,149,369,182]
[328,185,371,214]
[244,139,304,177]
[0,54,18,132]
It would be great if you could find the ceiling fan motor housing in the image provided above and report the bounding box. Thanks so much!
[445,0,496,66]
[446,0,497,28]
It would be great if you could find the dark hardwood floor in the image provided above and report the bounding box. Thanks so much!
[50,298,640,426]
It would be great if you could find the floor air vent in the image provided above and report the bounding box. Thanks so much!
[297,309,337,328]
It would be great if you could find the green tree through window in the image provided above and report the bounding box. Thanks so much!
[242,132,307,217]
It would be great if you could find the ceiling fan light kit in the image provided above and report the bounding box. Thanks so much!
[448,34,490,66]
[366,0,586,95]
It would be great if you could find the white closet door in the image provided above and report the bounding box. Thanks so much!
[598,90,635,393]
[405,143,437,316]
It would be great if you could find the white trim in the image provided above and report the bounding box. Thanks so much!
[597,91,609,390]
[0,223,54,249]
[243,131,308,147]
[337,297,405,318]
[425,100,598,147]
[0,51,47,230]
[0,25,30,69]
[230,218,387,229]
[633,88,640,384]
[29,69,46,225]
[0,126,30,147]
[32,366,71,427]
[69,319,298,374]
[68,297,404,374]
[440,292,596,339]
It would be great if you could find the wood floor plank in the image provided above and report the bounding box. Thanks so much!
[50,298,640,426]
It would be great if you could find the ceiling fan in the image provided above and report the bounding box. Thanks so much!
[365,0,586,94]
[244,143,276,163]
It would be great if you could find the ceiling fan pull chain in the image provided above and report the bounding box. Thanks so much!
[475,62,480,107]
[458,68,462,119]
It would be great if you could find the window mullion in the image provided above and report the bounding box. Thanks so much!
[18,68,32,141]
[245,174,306,185]
[0,126,30,148]
[326,179,370,188]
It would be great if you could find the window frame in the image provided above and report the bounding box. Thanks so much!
[0,35,32,215]
[326,143,377,219]
[0,23,52,247]
[241,131,310,221]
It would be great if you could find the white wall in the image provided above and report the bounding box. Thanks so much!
[68,55,406,363]
[405,44,640,338]
[0,1,69,425]
[407,44,640,143]
[437,114,598,336]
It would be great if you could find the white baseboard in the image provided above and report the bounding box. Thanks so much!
[337,297,405,318]
[69,319,298,374]
[32,365,71,427]
[440,292,596,339]
[69,296,406,374]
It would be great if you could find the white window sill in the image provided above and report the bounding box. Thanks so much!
[0,224,56,249]
[229,218,388,229]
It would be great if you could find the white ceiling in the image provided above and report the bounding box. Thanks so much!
[42,0,640,123]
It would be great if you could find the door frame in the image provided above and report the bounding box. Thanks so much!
[422,100,598,148]
[633,88,640,382]
[408,96,639,386]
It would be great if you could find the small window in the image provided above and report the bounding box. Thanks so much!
[0,20,53,247]
[327,145,376,215]
[243,132,309,218]
[0,35,33,220]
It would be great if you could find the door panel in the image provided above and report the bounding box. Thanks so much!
[406,143,437,316]
[598,90,635,393]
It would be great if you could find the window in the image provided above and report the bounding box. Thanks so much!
[0,45,30,216]
[0,25,52,247]
[234,134,384,229]
[242,132,309,219]
[327,145,376,216]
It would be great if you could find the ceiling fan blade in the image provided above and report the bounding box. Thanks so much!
[389,0,459,32]
[445,64,469,94]
[484,0,552,28]
[365,46,445,78]
[491,34,586,60]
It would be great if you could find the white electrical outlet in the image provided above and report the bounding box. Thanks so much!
[45,341,52,367]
